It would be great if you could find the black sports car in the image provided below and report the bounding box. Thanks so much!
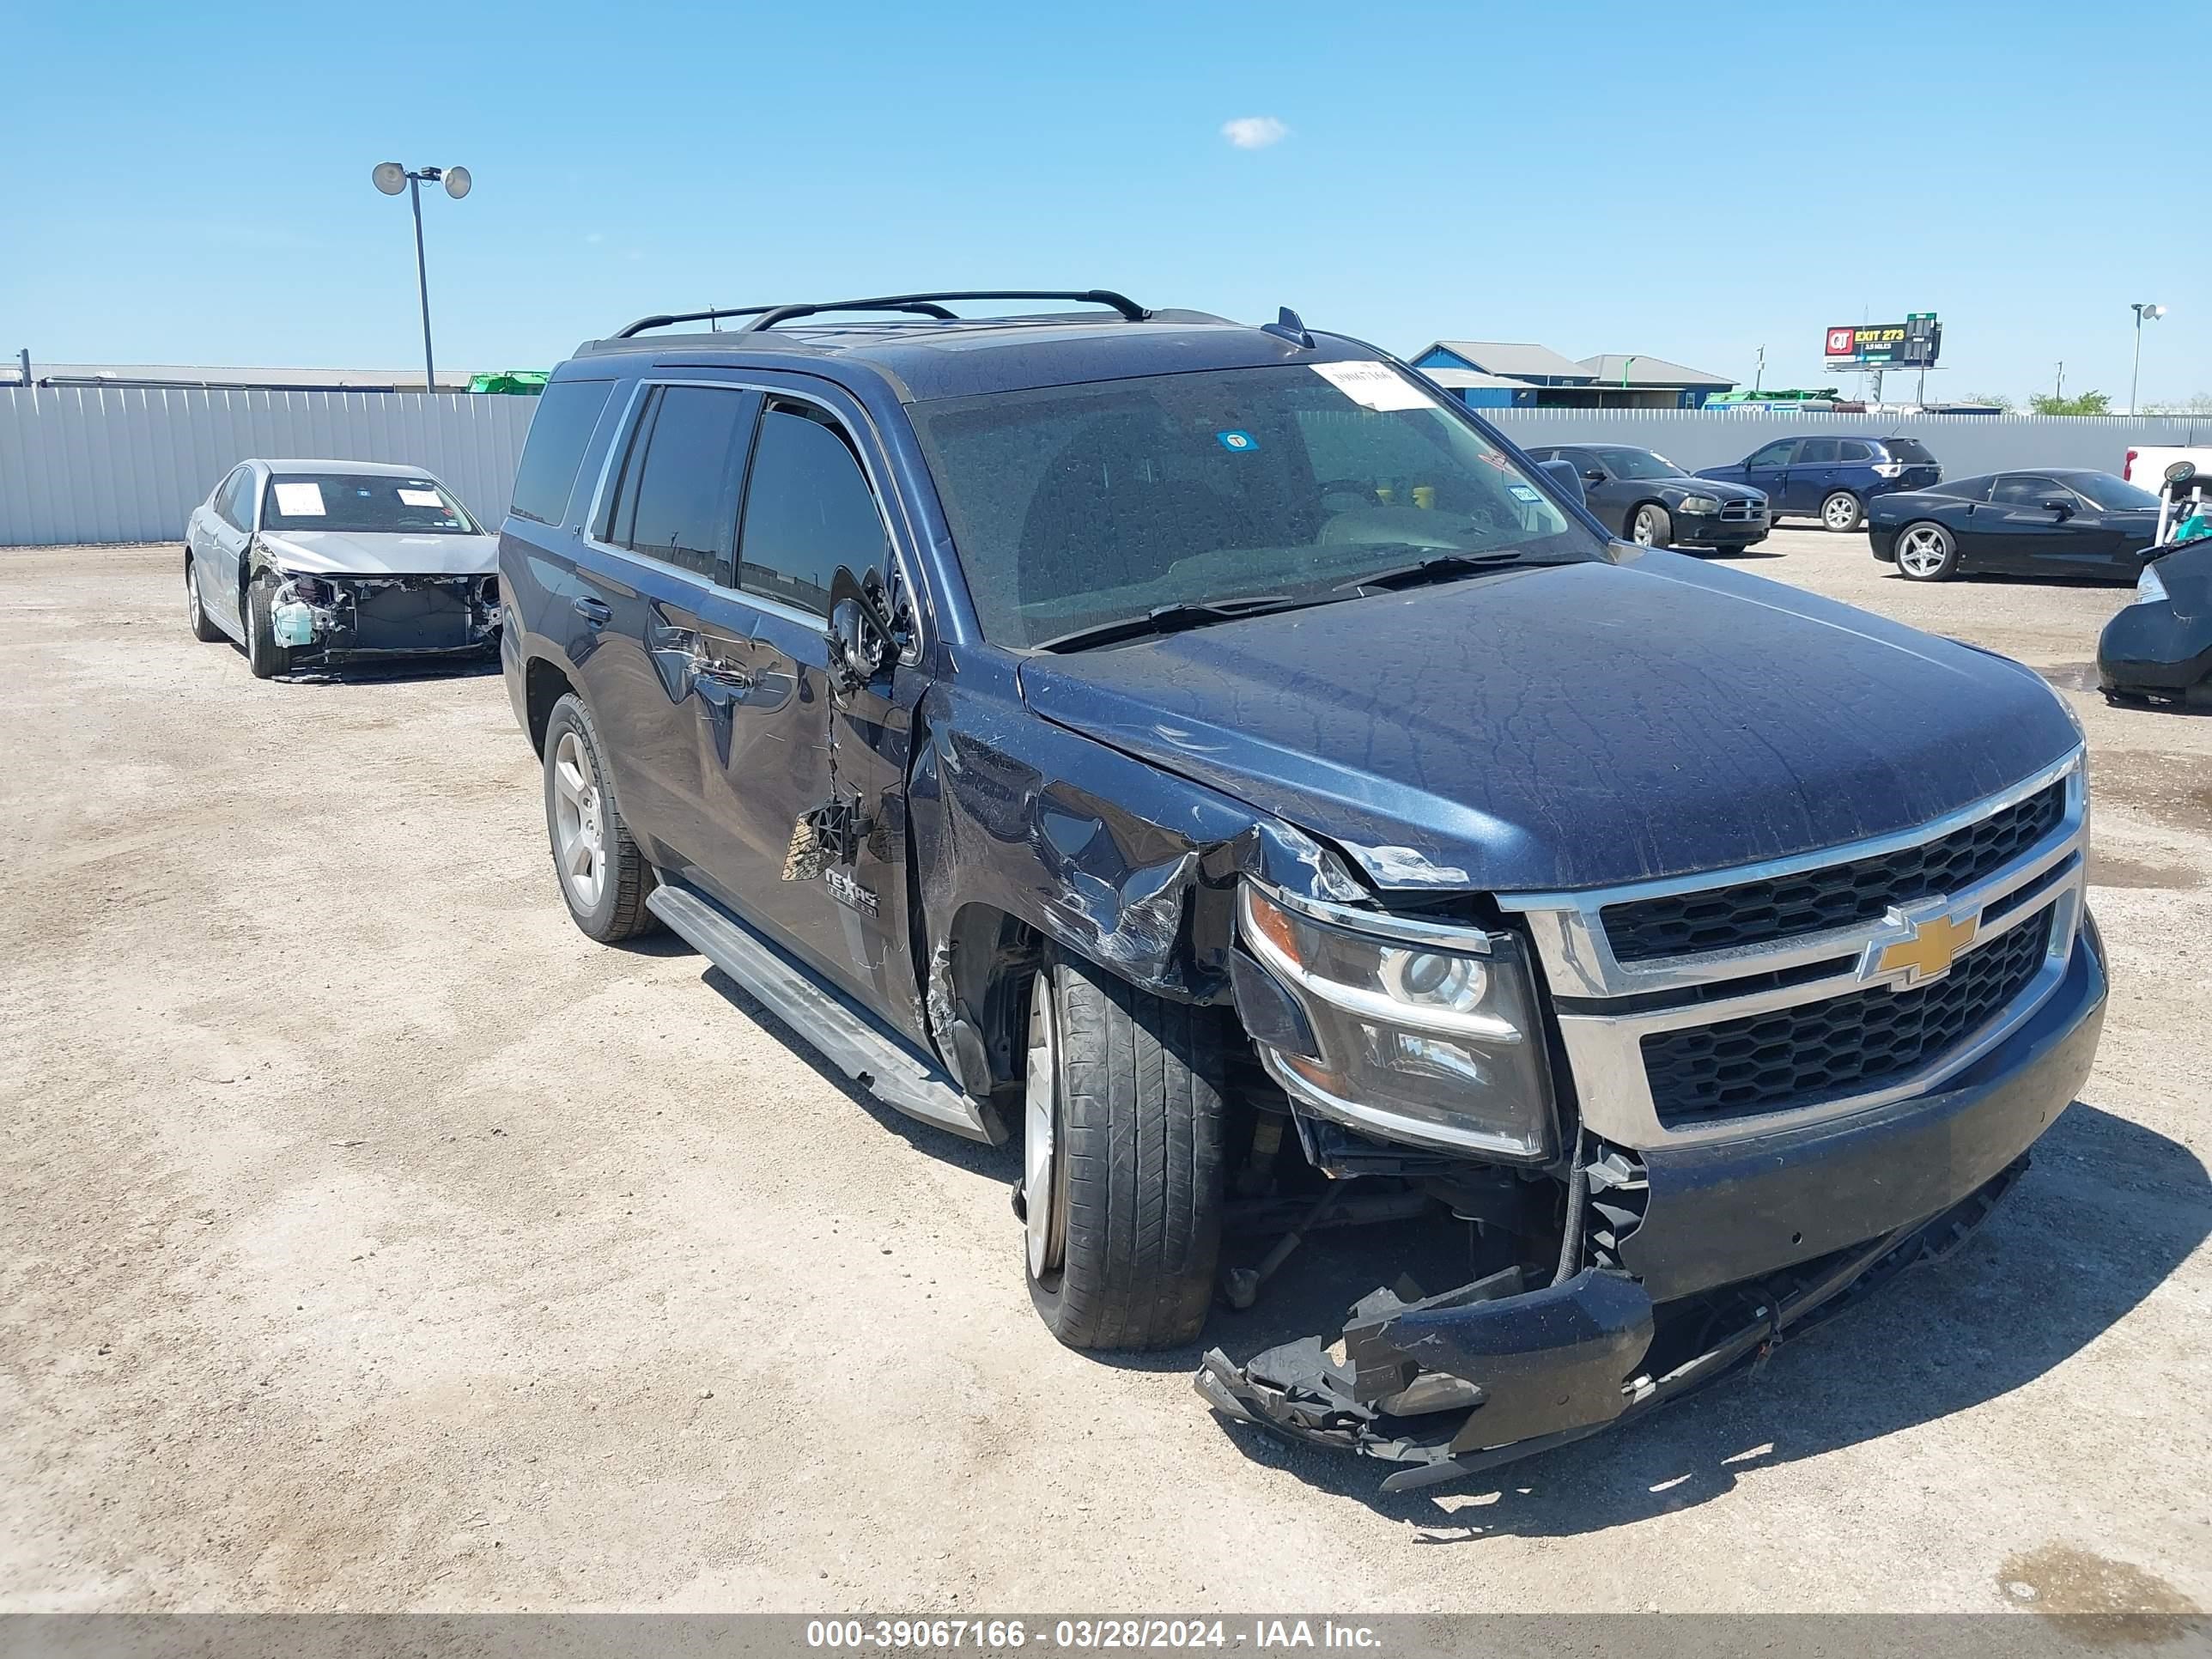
[1521,444,1768,550]
[2099,537,2212,707]
[1867,469,2163,583]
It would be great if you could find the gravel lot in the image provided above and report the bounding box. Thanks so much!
[3,528,2207,1615]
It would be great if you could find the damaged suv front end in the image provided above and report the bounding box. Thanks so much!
[1200,754,2105,1490]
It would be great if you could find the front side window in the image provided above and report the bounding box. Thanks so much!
[1746,441,1796,469]
[261,472,477,534]
[736,404,889,616]
[607,386,749,578]
[1591,447,1686,480]
[1991,475,2065,506]
[907,362,1597,648]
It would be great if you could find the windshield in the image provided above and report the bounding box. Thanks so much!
[1594,447,1686,480]
[260,472,479,534]
[2069,472,2160,511]
[907,362,1601,647]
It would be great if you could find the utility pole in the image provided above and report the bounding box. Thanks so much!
[2054,362,2064,403]
[1753,344,1765,393]
[372,162,473,390]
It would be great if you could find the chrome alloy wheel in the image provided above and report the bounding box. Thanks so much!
[1823,492,1860,530]
[1632,507,1662,546]
[1898,524,1953,578]
[1023,977,1065,1282]
[550,728,608,910]
[185,562,205,631]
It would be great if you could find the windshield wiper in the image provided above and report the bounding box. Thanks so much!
[1331,549,1527,594]
[1030,593,1334,653]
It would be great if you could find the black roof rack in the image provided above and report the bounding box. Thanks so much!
[614,289,1151,339]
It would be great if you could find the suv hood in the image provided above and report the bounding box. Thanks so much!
[1015,553,2079,895]
[259,529,497,577]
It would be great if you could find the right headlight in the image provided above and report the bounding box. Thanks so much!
[1676,494,1722,514]
[1239,883,1558,1159]
[2130,561,2170,606]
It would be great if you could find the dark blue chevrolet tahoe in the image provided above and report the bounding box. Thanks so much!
[499,290,2106,1490]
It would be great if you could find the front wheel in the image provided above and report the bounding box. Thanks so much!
[1023,952,1227,1351]
[1821,490,1865,532]
[1894,521,1960,581]
[244,574,290,678]
[1631,503,1674,548]
[541,693,659,941]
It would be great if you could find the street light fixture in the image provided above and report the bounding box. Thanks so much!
[2129,301,2166,417]
[373,162,473,390]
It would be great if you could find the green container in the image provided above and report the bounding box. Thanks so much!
[468,371,549,395]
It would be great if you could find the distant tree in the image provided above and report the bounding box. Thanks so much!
[2142,392,2212,416]
[1957,392,2015,410]
[2029,389,2112,416]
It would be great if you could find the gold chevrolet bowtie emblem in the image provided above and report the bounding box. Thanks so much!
[1874,910,1978,987]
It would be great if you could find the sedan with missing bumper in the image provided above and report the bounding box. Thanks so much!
[184,458,501,678]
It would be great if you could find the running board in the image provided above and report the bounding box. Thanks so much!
[647,879,1006,1146]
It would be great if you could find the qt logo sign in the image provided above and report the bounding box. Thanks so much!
[1826,327,1856,356]
[1216,429,1257,452]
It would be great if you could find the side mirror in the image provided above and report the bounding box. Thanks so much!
[1582,468,1607,485]
[2041,498,2075,517]
[825,565,898,690]
[1537,458,1586,505]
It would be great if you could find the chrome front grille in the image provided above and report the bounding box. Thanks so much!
[1718,501,1761,521]
[1498,751,2087,1148]
[1601,780,2066,963]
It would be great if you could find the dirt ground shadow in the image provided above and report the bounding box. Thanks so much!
[1195,1100,2209,1531]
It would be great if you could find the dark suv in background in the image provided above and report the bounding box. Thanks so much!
[1522,443,1768,551]
[496,290,2102,1491]
[1699,434,1942,532]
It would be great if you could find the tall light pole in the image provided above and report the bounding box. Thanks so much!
[2129,302,2166,416]
[373,162,472,390]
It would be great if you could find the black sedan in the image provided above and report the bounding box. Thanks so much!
[1521,444,1768,550]
[2100,537,2212,707]
[1867,469,2163,583]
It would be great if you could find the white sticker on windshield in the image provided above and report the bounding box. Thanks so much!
[273,482,325,516]
[1507,483,1541,503]
[1309,360,1432,412]
[397,488,444,507]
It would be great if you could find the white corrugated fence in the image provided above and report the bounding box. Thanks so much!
[3,386,2208,548]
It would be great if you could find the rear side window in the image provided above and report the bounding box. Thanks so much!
[1797,438,1840,465]
[1883,439,1938,465]
[606,386,750,578]
[736,404,889,616]
[509,379,615,526]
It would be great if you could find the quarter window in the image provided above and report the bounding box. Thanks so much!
[736,404,889,616]
[1837,440,1874,462]
[511,379,615,526]
[606,386,750,578]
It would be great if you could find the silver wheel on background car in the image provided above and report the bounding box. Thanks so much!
[1632,507,1662,545]
[1023,979,1064,1283]
[550,728,607,910]
[186,563,203,629]
[1896,522,1957,580]
[1822,490,1864,532]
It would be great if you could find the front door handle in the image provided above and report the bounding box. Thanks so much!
[573,596,611,628]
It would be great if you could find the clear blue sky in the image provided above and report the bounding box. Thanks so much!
[4,0,2203,405]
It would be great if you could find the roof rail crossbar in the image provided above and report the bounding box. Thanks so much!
[614,301,958,338]
[738,290,1151,332]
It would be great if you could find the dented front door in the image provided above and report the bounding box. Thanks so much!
[688,398,925,1040]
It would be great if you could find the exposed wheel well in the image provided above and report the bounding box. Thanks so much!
[939,903,1045,1105]
[526,658,578,757]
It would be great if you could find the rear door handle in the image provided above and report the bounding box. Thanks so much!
[573,596,611,628]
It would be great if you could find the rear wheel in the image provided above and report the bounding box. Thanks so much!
[243,575,290,678]
[542,693,659,941]
[1023,952,1227,1351]
[1895,521,1960,581]
[1821,490,1865,532]
[185,555,223,641]
[1631,503,1674,548]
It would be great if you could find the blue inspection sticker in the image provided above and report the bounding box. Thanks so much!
[1216,429,1258,452]
[1507,483,1542,502]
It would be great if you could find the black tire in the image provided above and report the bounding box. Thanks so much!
[1820,490,1865,533]
[185,554,223,641]
[243,574,290,678]
[1026,952,1227,1351]
[1630,502,1674,548]
[541,692,659,942]
[1893,520,1961,582]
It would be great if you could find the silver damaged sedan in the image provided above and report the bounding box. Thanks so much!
[184,458,500,678]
